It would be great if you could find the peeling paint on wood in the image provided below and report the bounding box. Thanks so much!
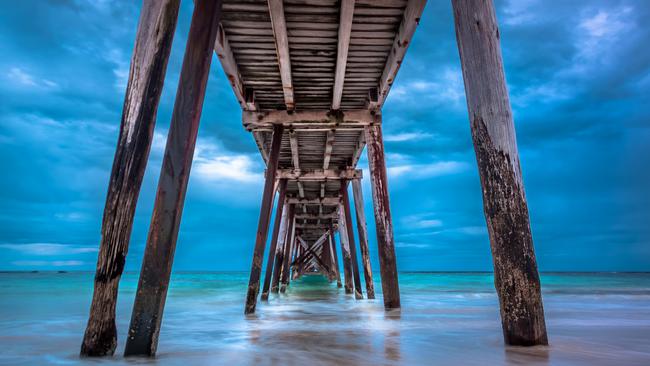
[365,123,400,309]
[245,124,284,315]
[123,0,223,357]
[80,0,181,357]
[452,0,548,346]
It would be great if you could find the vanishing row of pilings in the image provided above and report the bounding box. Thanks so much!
[80,0,547,358]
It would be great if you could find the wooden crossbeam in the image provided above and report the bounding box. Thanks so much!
[286,197,341,206]
[293,233,330,270]
[268,0,294,110]
[214,24,248,110]
[377,0,427,107]
[332,0,355,110]
[243,109,380,129]
[295,223,334,229]
[276,168,362,180]
[295,213,339,220]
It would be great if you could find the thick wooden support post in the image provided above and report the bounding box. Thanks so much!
[338,205,354,294]
[321,233,332,281]
[123,0,222,357]
[341,183,363,299]
[261,180,287,301]
[365,123,401,309]
[352,179,375,299]
[280,207,296,293]
[271,204,293,293]
[452,0,548,346]
[329,230,342,288]
[80,0,180,357]
[244,125,284,314]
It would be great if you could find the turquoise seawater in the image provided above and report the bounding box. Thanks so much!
[1,272,649,365]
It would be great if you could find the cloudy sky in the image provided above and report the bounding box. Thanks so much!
[0,0,648,272]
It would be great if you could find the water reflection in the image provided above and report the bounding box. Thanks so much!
[245,274,389,364]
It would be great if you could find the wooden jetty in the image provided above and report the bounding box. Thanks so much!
[81,0,548,358]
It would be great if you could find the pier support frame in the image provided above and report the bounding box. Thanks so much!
[261,180,288,301]
[80,0,180,357]
[329,229,342,288]
[280,206,296,293]
[321,231,333,281]
[123,0,223,356]
[338,205,354,294]
[341,183,363,299]
[452,0,548,346]
[352,178,375,299]
[365,123,400,309]
[245,124,284,314]
[272,203,293,293]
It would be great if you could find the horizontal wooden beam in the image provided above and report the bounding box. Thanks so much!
[377,0,426,107]
[287,197,341,205]
[295,213,339,220]
[276,168,362,180]
[243,109,380,130]
[295,224,335,229]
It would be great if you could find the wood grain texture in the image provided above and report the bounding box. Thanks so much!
[377,0,426,107]
[342,182,364,299]
[365,123,401,309]
[328,229,343,287]
[280,206,296,292]
[81,0,181,357]
[271,204,293,293]
[261,179,288,301]
[245,125,284,314]
[352,179,375,299]
[268,0,295,109]
[452,0,547,346]
[338,204,354,294]
[123,0,222,356]
[332,0,355,109]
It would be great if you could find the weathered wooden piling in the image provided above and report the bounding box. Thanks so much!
[321,231,333,281]
[80,0,180,357]
[338,205,354,294]
[328,229,343,288]
[245,125,284,315]
[365,123,400,309]
[261,180,288,301]
[272,204,293,293]
[341,183,363,299]
[352,179,375,299]
[280,206,296,293]
[123,0,222,357]
[452,0,548,346]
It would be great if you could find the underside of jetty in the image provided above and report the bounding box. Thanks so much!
[80,0,548,358]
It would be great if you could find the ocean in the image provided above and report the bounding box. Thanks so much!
[0,272,649,365]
